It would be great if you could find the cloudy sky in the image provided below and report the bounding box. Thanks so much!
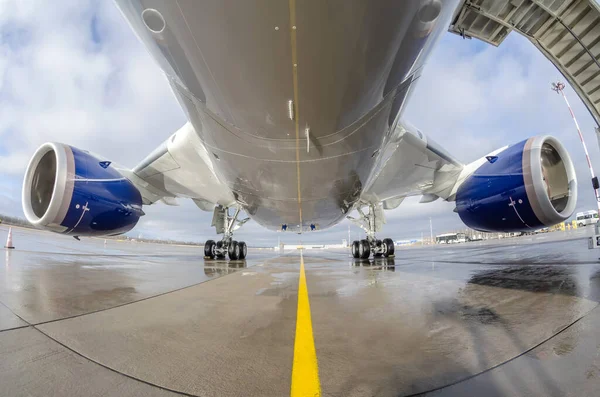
[0,1,599,246]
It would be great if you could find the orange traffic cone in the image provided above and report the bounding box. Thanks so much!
[4,227,15,249]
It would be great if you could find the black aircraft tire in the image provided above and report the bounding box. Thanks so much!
[228,241,239,260]
[204,240,216,259]
[383,238,395,257]
[238,242,247,259]
[359,239,371,259]
[351,241,360,258]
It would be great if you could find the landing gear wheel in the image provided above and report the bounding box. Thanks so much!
[359,239,370,259]
[204,240,216,259]
[374,240,383,257]
[228,240,240,260]
[383,238,395,257]
[238,241,247,259]
[215,241,226,259]
[351,240,360,258]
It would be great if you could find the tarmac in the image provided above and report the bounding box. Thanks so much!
[1,224,600,396]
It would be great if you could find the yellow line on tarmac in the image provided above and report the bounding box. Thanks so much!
[291,251,321,397]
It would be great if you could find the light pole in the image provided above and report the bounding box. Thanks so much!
[348,224,351,247]
[429,217,433,245]
[552,82,600,213]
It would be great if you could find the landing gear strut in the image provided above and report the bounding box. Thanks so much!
[347,203,395,259]
[204,206,249,260]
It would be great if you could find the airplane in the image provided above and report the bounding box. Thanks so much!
[20,0,578,260]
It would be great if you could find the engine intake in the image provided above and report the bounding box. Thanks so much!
[455,136,577,232]
[23,143,144,236]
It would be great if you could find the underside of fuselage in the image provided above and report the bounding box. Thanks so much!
[116,0,460,232]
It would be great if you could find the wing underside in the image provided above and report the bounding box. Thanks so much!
[122,123,235,209]
[362,121,464,207]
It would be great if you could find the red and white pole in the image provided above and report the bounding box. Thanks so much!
[552,82,600,214]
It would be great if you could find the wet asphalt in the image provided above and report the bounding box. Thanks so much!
[1,225,600,396]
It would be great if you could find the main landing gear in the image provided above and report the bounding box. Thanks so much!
[348,202,395,259]
[204,205,249,260]
[350,238,395,259]
[204,239,247,260]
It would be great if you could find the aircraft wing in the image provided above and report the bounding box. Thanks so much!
[119,122,235,209]
[362,120,465,209]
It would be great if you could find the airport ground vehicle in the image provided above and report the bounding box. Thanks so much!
[436,233,468,244]
[576,210,599,227]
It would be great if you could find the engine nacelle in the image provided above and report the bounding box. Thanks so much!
[456,136,577,232]
[22,143,144,237]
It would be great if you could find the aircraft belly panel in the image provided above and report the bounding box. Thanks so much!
[115,0,461,231]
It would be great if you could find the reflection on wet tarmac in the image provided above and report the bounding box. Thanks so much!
[203,260,247,277]
[2,225,600,396]
[468,266,580,297]
[350,256,397,271]
[0,226,272,325]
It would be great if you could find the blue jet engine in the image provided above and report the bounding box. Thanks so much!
[22,143,144,236]
[456,136,577,232]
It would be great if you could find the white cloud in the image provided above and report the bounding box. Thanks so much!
[0,0,185,178]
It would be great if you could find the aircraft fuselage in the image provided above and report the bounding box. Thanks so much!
[116,0,460,232]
